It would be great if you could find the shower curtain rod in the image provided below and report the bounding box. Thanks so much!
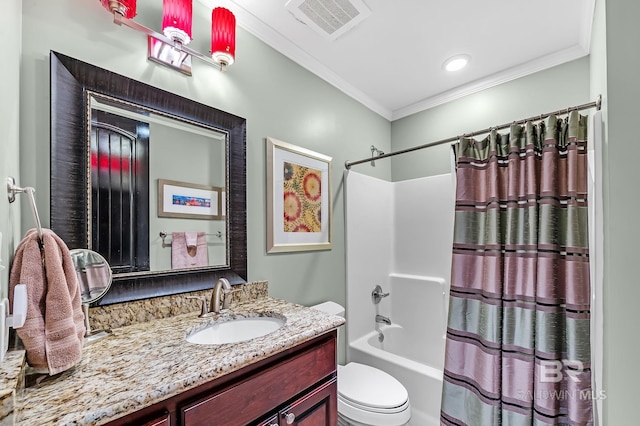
[344,95,602,169]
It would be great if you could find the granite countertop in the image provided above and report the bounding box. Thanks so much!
[0,350,26,423]
[12,297,344,425]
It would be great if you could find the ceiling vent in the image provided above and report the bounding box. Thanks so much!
[285,0,371,41]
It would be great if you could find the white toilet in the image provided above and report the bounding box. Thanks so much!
[311,302,411,426]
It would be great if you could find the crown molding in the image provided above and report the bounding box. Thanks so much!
[392,45,590,121]
[580,0,596,52]
[202,0,393,119]
[199,0,593,123]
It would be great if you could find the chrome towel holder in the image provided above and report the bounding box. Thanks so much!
[6,176,44,243]
[159,231,224,248]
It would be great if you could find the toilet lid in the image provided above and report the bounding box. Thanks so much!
[338,363,409,410]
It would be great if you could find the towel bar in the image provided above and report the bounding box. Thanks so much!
[6,177,43,243]
[159,231,224,248]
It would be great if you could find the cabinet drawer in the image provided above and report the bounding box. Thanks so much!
[181,336,336,426]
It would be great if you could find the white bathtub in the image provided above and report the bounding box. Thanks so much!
[347,274,448,426]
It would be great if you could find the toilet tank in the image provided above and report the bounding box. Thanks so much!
[311,301,346,364]
[310,301,345,318]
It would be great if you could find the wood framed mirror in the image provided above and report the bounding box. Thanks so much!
[50,51,247,305]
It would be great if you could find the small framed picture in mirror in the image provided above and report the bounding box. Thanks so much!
[158,179,223,220]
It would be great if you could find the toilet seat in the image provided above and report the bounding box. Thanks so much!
[337,363,411,425]
[340,396,410,415]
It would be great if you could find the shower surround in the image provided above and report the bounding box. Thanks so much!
[344,170,455,425]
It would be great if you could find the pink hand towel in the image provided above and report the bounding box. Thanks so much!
[185,232,198,247]
[171,232,209,269]
[9,228,85,375]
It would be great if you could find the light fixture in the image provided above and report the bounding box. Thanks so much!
[443,54,470,72]
[100,0,137,19]
[211,7,236,67]
[162,0,193,45]
[100,0,236,75]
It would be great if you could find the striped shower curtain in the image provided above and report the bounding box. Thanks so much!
[440,111,593,425]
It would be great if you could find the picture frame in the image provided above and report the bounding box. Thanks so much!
[158,179,224,220]
[266,137,333,253]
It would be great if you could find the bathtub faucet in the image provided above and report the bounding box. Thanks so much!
[375,314,391,325]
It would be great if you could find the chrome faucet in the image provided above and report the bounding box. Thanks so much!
[210,278,231,313]
[375,314,391,325]
[371,285,390,304]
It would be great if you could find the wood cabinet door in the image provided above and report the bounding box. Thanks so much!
[279,379,337,426]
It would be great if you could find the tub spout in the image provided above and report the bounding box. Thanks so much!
[375,314,391,325]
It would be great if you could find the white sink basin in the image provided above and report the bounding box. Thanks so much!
[186,315,286,345]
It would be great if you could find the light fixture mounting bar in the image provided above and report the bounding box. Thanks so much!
[112,13,225,72]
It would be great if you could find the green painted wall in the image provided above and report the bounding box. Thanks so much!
[589,1,606,423]
[18,0,391,309]
[599,0,640,423]
[0,0,22,300]
[389,57,591,181]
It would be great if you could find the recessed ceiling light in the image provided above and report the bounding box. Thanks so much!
[443,54,471,72]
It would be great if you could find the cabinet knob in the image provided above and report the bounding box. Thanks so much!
[284,412,296,424]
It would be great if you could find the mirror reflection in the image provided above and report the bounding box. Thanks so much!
[88,94,229,276]
[70,249,113,342]
[70,249,113,305]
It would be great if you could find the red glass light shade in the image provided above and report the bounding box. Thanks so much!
[211,7,236,66]
[100,0,137,19]
[162,0,192,45]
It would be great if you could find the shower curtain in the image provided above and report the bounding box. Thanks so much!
[440,111,593,425]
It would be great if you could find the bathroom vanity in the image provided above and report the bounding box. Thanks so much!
[110,332,337,425]
[7,293,344,425]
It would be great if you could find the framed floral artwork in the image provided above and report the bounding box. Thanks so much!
[266,137,332,253]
